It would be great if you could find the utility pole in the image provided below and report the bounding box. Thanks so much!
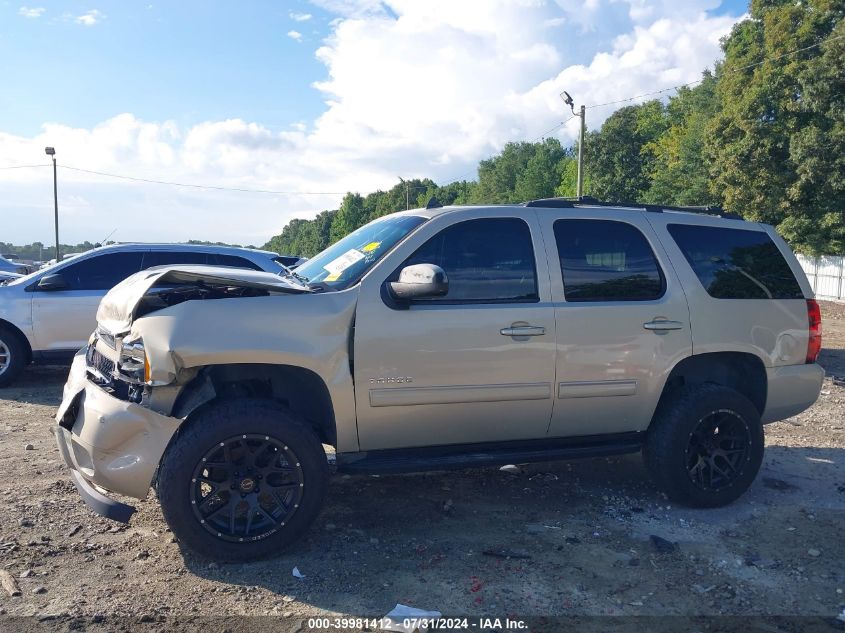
[577,104,585,198]
[561,92,586,197]
[44,147,59,261]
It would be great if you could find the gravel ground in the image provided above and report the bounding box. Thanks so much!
[0,302,843,631]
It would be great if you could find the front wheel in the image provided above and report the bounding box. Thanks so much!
[643,384,764,508]
[0,325,27,388]
[157,399,329,561]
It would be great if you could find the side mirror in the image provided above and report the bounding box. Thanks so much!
[37,273,69,291]
[388,263,448,300]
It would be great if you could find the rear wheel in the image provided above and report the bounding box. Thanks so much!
[643,384,764,508]
[0,325,27,387]
[157,398,329,561]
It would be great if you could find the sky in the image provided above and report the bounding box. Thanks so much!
[0,0,748,248]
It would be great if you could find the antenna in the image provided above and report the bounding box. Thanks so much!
[99,228,117,246]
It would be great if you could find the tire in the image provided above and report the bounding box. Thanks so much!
[0,325,28,388]
[643,383,764,508]
[157,398,329,561]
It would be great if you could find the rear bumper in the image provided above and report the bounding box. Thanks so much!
[55,351,182,519]
[762,363,825,424]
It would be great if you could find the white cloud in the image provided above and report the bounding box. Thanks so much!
[18,6,45,18]
[289,11,313,21]
[307,0,737,175]
[287,30,303,41]
[0,0,742,245]
[75,9,104,26]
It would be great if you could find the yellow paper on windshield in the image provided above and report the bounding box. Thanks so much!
[324,272,341,282]
[362,241,381,253]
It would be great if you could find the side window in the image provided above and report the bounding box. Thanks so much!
[667,224,803,299]
[401,218,539,303]
[554,219,664,302]
[56,252,145,291]
[212,254,262,271]
[142,251,210,268]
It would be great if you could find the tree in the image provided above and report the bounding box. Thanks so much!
[586,101,668,203]
[329,193,367,243]
[553,153,584,197]
[644,73,721,207]
[472,139,567,203]
[514,139,570,201]
[708,0,845,254]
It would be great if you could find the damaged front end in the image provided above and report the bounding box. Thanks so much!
[55,265,314,522]
[90,265,313,401]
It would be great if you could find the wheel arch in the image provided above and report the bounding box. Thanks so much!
[654,352,768,420]
[171,363,337,447]
[0,318,33,364]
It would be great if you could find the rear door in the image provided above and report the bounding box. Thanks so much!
[652,217,809,366]
[353,209,557,450]
[31,251,145,351]
[538,210,692,437]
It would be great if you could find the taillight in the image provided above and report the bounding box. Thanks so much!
[806,299,822,364]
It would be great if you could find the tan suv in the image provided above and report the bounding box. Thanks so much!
[54,198,824,561]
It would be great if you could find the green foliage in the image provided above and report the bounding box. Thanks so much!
[329,193,367,243]
[553,153,586,197]
[472,139,569,203]
[644,74,721,207]
[587,101,669,203]
[708,0,845,254]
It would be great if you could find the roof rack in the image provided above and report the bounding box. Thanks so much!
[523,196,742,220]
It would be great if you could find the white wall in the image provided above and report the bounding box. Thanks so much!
[797,254,845,301]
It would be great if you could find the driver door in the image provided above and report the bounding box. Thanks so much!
[353,210,556,451]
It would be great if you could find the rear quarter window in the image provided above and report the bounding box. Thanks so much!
[667,224,803,299]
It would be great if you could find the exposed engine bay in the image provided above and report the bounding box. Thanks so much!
[135,281,271,319]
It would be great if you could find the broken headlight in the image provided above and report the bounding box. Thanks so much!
[117,336,151,385]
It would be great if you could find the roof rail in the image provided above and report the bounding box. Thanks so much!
[523,196,742,220]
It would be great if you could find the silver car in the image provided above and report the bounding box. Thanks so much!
[0,243,292,386]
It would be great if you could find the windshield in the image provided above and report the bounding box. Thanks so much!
[4,258,60,286]
[294,214,427,289]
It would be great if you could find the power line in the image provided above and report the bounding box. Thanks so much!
[529,115,579,144]
[59,165,348,195]
[0,163,50,170]
[586,32,845,111]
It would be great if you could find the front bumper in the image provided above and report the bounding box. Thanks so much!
[53,427,135,522]
[55,350,182,521]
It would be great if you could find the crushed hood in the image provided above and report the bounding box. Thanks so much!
[96,265,311,334]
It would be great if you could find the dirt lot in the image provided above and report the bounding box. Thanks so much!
[0,303,844,630]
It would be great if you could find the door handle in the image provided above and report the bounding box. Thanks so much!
[643,320,684,331]
[500,325,546,337]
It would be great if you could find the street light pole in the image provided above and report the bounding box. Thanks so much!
[561,92,586,198]
[45,147,59,261]
[576,104,585,198]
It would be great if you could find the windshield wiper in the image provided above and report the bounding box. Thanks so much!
[278,266,311,287]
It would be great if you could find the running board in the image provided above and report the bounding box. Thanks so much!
[336,432,644,475]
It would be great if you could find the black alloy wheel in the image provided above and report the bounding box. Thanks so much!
[643,383,764,508]
[190,434,305,542]
[157,398,329,561]
[685,409,752,491]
